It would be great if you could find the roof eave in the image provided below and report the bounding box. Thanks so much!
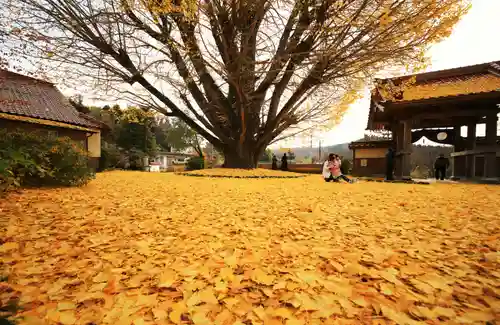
[0,112,100,132]
[379,60,500,84]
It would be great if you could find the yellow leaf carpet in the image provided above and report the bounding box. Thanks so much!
[1,171,499,324]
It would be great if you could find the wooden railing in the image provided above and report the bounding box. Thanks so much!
[450,147,500,157]
[450,147,500,179]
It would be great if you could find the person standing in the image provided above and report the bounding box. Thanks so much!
[271,154,278,170]
[434,153,449,180]
[385,147,395,180]
[281,153,288,171]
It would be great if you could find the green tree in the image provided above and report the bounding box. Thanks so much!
[164,118,203,157]
[116,107,157,157]
[68,94,90,114]
[1,0,469,167]
[153,117,172,151]
[259,149,272,162]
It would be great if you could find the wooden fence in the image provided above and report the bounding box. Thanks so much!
[258,163,322,174]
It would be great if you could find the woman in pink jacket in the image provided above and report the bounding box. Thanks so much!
[322,154,353,183]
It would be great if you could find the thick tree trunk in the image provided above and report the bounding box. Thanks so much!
[223,150,258,169]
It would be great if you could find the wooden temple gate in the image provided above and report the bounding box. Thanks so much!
[366,61,500,180]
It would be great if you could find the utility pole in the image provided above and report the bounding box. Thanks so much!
[318,140,322,161]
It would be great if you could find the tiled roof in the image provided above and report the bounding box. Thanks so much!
[367,60,500,131]
[0,69,100,129]
[384,73,500,102]
[372,60,500,103]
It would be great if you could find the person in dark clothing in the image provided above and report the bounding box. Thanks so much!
[434,154,450,180]
[385,147,395,180]
[271,155,278,170]
[281,153,288,171]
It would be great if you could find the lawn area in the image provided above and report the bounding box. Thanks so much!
[1,171,499,325]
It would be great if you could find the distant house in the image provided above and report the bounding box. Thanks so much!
[349,140,392,177]
[0,69,106,170]
[151,151,196,170]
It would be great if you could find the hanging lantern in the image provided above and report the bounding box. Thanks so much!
[437,132,448,141]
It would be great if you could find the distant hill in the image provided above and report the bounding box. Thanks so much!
[270,140,455,178]
[271,143,351,161]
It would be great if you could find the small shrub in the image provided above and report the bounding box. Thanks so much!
[0,129,94,192]
[99,143,122,171]
[185,156,204,171]
[411,165,431,179]
[128,148,146,170]
[0,298,20,325]
[340,158,352,175]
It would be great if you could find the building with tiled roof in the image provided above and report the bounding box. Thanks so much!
[0,69,104,170]
[352,61,500,181]
[367,61,500,130]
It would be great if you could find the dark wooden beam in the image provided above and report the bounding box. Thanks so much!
[373,104,497,126]
[451,147,500,157]
[484,113,498,178]
[412,116,483,129]
[410,110,492,121]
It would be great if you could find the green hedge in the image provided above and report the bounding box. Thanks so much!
[0,129,94,193]
[340,158,352,175]
[185,156,204,171]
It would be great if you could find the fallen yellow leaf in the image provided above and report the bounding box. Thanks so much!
[59,311,77,325]
[199,287,218,304]
[57,301,76,311]
[0,242,19,252]
[252,268,275,285]
[158,269,178,288]
[152,308,168,320]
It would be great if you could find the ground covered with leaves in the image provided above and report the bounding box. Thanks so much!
[1,171,499,325]
[180,168,305,178]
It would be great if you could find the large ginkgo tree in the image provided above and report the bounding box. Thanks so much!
[0,0,469,167]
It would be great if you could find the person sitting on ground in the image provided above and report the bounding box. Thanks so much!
[323,154,353,183]
[333,154,355,183]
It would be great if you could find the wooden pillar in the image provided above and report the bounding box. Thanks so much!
[466,123,476,178]
[484,113,498,178]
[452,125,461,178]
[393,122,403,178]
[351,146,356,175]
[401,120,412,179]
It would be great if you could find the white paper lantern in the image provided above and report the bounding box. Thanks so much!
[437,132,447,141]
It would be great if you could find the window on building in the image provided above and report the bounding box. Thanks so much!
[360,159,368,167]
